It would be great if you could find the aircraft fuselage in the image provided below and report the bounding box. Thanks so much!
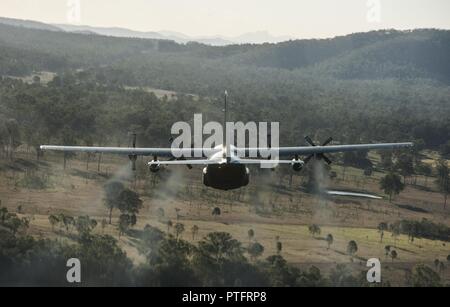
[202,163,250,190]
[201,145,250,190]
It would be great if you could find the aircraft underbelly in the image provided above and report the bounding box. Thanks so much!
[203,164,249,190]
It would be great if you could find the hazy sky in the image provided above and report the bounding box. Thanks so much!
[1,0,449,38]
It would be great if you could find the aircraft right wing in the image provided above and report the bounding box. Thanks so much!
[238,142,413,157]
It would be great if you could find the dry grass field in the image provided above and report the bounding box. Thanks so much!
[1,150,449,285]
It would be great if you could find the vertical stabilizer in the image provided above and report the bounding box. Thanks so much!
[223,90,231,162]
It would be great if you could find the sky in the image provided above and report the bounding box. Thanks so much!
[0,0,449,38]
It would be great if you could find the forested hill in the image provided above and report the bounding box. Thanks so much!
[229,29,450,82]
[0,21,450,83]
[0,21,449,150]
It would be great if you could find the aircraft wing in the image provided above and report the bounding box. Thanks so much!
[276,142,414,156]
[238,142,413,157]
[40,145,219,158]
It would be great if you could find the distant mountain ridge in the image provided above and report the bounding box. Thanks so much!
[0,16,292,45]
[54,24,292,45]
[0,16,449,84]
[0,16,61,32]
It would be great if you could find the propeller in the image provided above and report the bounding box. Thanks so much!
[128,133,138,171]
[303,136,333,165]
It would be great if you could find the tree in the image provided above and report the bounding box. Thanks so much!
[4,118,21,160]
[118,189,142,215]
[174,223,185,240]
[247,242,264,261]
[308,224,321,237]
[58,214,74,233]
[378,222,388,242]
[247,229,255,242]
[364,167,373,177]
[390,250,398,262]
[390,223,401,247]
[384,245,391,258]
[325,234,334,250]
[195,232,244,264]
[4,214,28,235]
[166,220,173,233]
[347,240,358,260]
[117,189,143,227]
[174,208,181,220]
[395,154,415,184]
[191,225,199,241]
[212,207,221,217]
[379,151,393,170]
[48,214,59,231]
[0,207,8,223]
[410,265,441,287]
[118,214,131,237]
[101,218,107,233]
[415,162,432,186]
[380,173,405,202]
[75,215,97,237]
[435,160,449,209]
[103,181,125,224]
[276,241,282,255]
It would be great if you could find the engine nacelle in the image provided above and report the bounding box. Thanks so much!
[149,160,161,173]
[291,159,304,172]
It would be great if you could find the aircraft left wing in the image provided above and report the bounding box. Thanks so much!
[39,145,219,157]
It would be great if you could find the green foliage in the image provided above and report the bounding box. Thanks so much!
[174,223,185,239]
[390,250,398,262]
[435,160,449,208]
[247,242,264,261]
[74,215,97,237]
[380,172,405,201]
[103,181,124,224]
[276,241,282,255]
[212,207,221,216]
[247,228,255,241]
[0,224,131,286]
[195,232,244,265]
[308,224,321,237]
[191,224,199,240]
[394,154,415,180]
[329,264,361,287]
[410,264,442,287]
[0,25,449,160]
[391,218,450,242]
[326,234,334,249]
[118,214,131,236]
[48,214,59,230]
[0,216,392,287]
[347,240,358,257]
